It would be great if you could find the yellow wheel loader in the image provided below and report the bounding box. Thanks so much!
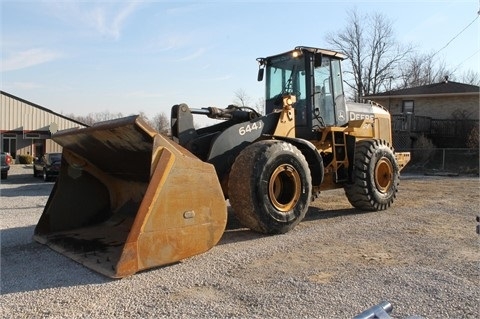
[34,46,410,278]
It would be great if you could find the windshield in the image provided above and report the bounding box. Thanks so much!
[49,154,62,163]
[266,54,305,100]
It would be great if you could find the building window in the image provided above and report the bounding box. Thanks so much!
[402,100,414,114]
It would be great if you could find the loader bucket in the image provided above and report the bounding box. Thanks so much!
[33,115,227,278]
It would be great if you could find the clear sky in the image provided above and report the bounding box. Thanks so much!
[1,0,479,125]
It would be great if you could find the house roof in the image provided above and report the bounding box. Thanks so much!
[1,90,89,127]
[364,81,480,98]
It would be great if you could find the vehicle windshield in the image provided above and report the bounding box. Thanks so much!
[266,53,306,101]
[50,154,62,162]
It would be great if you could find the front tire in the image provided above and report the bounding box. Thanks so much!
[345,139,399,211]
[228,140,312,234]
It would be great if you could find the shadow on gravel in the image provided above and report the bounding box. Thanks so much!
[220,209,264,245]
[1,168,55,186]
[1,226,109,295]
[219,206,364,245]
[1,175,52,185]
[2,175,31,184]
[303,206,360,221]
[0,182,53,197]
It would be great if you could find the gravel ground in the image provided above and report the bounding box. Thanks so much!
[1,165,479,319]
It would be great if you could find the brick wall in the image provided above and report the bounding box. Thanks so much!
[372,95,479,120]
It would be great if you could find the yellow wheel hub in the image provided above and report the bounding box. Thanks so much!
[269,164,301,212]
[375,157,393,193]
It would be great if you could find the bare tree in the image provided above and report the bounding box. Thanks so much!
[64,110,173,135]
[137,111,169,134]
[65,110,124,126]
[254,97,265,115]
[233,89,265,114]
[65,113,95,126]
[93,110,124,122]
[461,69,480,86]
[137,111,153,127]
[398,53,429,88]
[326,8,411,101]
[326,9,364,101]
[398,52,453,88]
[233,88,251,107]
[151,112,170,134]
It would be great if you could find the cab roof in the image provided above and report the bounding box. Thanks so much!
[294,46,346,59]
[257,46,346,64]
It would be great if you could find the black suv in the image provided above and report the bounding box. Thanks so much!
[33,153,62,182]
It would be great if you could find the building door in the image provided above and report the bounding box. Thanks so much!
[34,140,45,158]
[1,134,17,158]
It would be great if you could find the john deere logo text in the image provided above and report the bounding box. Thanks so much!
[349,112,375,121]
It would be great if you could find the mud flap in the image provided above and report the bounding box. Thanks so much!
[34,115,227,278]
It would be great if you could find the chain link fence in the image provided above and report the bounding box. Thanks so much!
[401,148,479,175]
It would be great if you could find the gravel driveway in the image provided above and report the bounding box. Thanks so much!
[1,165,478,318]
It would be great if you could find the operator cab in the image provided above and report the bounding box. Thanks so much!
[257,46,348,138]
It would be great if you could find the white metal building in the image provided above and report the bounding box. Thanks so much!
[0,91,88,160]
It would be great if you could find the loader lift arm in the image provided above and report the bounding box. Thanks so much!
[171,103,261,152]
[191,105,261,120]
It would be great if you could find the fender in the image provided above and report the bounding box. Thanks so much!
[206,112,282,189]
[267,135,324,188]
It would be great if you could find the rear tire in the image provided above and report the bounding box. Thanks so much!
[228,140,312,234]
[345,139,399,211]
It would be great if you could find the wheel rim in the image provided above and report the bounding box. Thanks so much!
[374,157,393,193]
[268,164,301,212]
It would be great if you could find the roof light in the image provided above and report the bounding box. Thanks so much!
[292,49,302,58]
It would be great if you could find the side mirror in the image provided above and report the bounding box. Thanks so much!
[257,68,264,82]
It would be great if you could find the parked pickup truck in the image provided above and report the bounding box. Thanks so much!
[1,152,12,179]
